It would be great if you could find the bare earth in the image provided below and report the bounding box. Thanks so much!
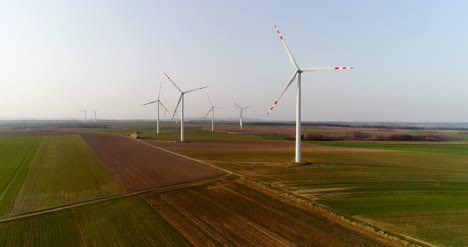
[1,130,403,246]
[143,139,316,151]
[80,133,225,191]
[149,179,401,247]
[144,139,392,154]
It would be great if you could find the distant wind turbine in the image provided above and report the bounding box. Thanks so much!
[81,110,87,121]
[204,95,223,132]
[267,25,354,163]
[173,109,179,125]
[140,82,169,134]
[89,109,97,122]
[165,72,207,141]
[234,101,252,130]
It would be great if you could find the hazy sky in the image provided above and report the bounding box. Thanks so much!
[1,0,467,122]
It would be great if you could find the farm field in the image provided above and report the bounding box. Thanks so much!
[0,131,218,246]
[148,178,399,247]
[143,129,468,246]
[0,129,402,246]
[0,196,187,246]
[1,125,468,246]
[0,130,76,139]
[80,133,224,191]
[311,141,468,156]
[0,137,42,218]
[11,135,122,214]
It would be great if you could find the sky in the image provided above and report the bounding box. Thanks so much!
[1,0,467,122]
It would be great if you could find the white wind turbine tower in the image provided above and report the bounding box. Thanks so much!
[204,95,223,132]
[89,109,97,122]
[267,25,354,163]
[234,102,252,130]
[140,82,169,134]
[174,109,180,125]
[165,72,207,141]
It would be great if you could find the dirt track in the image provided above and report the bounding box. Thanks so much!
[143,139,317,151]
[80,133,224,191]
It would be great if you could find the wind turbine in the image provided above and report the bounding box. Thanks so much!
[204,95,223,132]
[89,109,97,122]
[174,109,179,125]
[267,25,354,163]
[81,110,87,121]
[140,82,169,134]
[234,102,252,130]
[164,72,207,141]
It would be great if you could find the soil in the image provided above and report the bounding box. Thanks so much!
[142,139,317,151]
[80,133,225,191]
[149,178,402,247]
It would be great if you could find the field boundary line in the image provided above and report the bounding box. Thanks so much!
[85,133,431,246]
[0,175,224,224]
[134,137,428,246]
[355,217,438,247]
[133,138,235,176]
[81,132,234,176]
[0,138,42,204]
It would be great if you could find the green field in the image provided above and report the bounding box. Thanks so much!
[151,135,468,246]
[0,134,186,246]
[0,137,42,217]
[310,141,468,156]
[97,128,287,142]
[11,135,122,214]
[2,126,468,246]
[0,196,187,246]
[142,130,260,141]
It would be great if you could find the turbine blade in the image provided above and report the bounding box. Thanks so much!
[157,82,163,100]
[267,71,298,115]
[172,95,182,118]
[185,86,208,94]
[204,107,213,118]
[159,101,169,113]
[164,72,183,93]
[140,100,158,106]
[275,25,299,70]
[214,107,223,109]
[233,101,242,109]
[301,66,354,72]
[244,105,253,109]
[207,94,213,106]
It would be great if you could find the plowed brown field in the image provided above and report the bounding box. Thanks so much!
[80,133,224,191]
[150,179,400,247]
